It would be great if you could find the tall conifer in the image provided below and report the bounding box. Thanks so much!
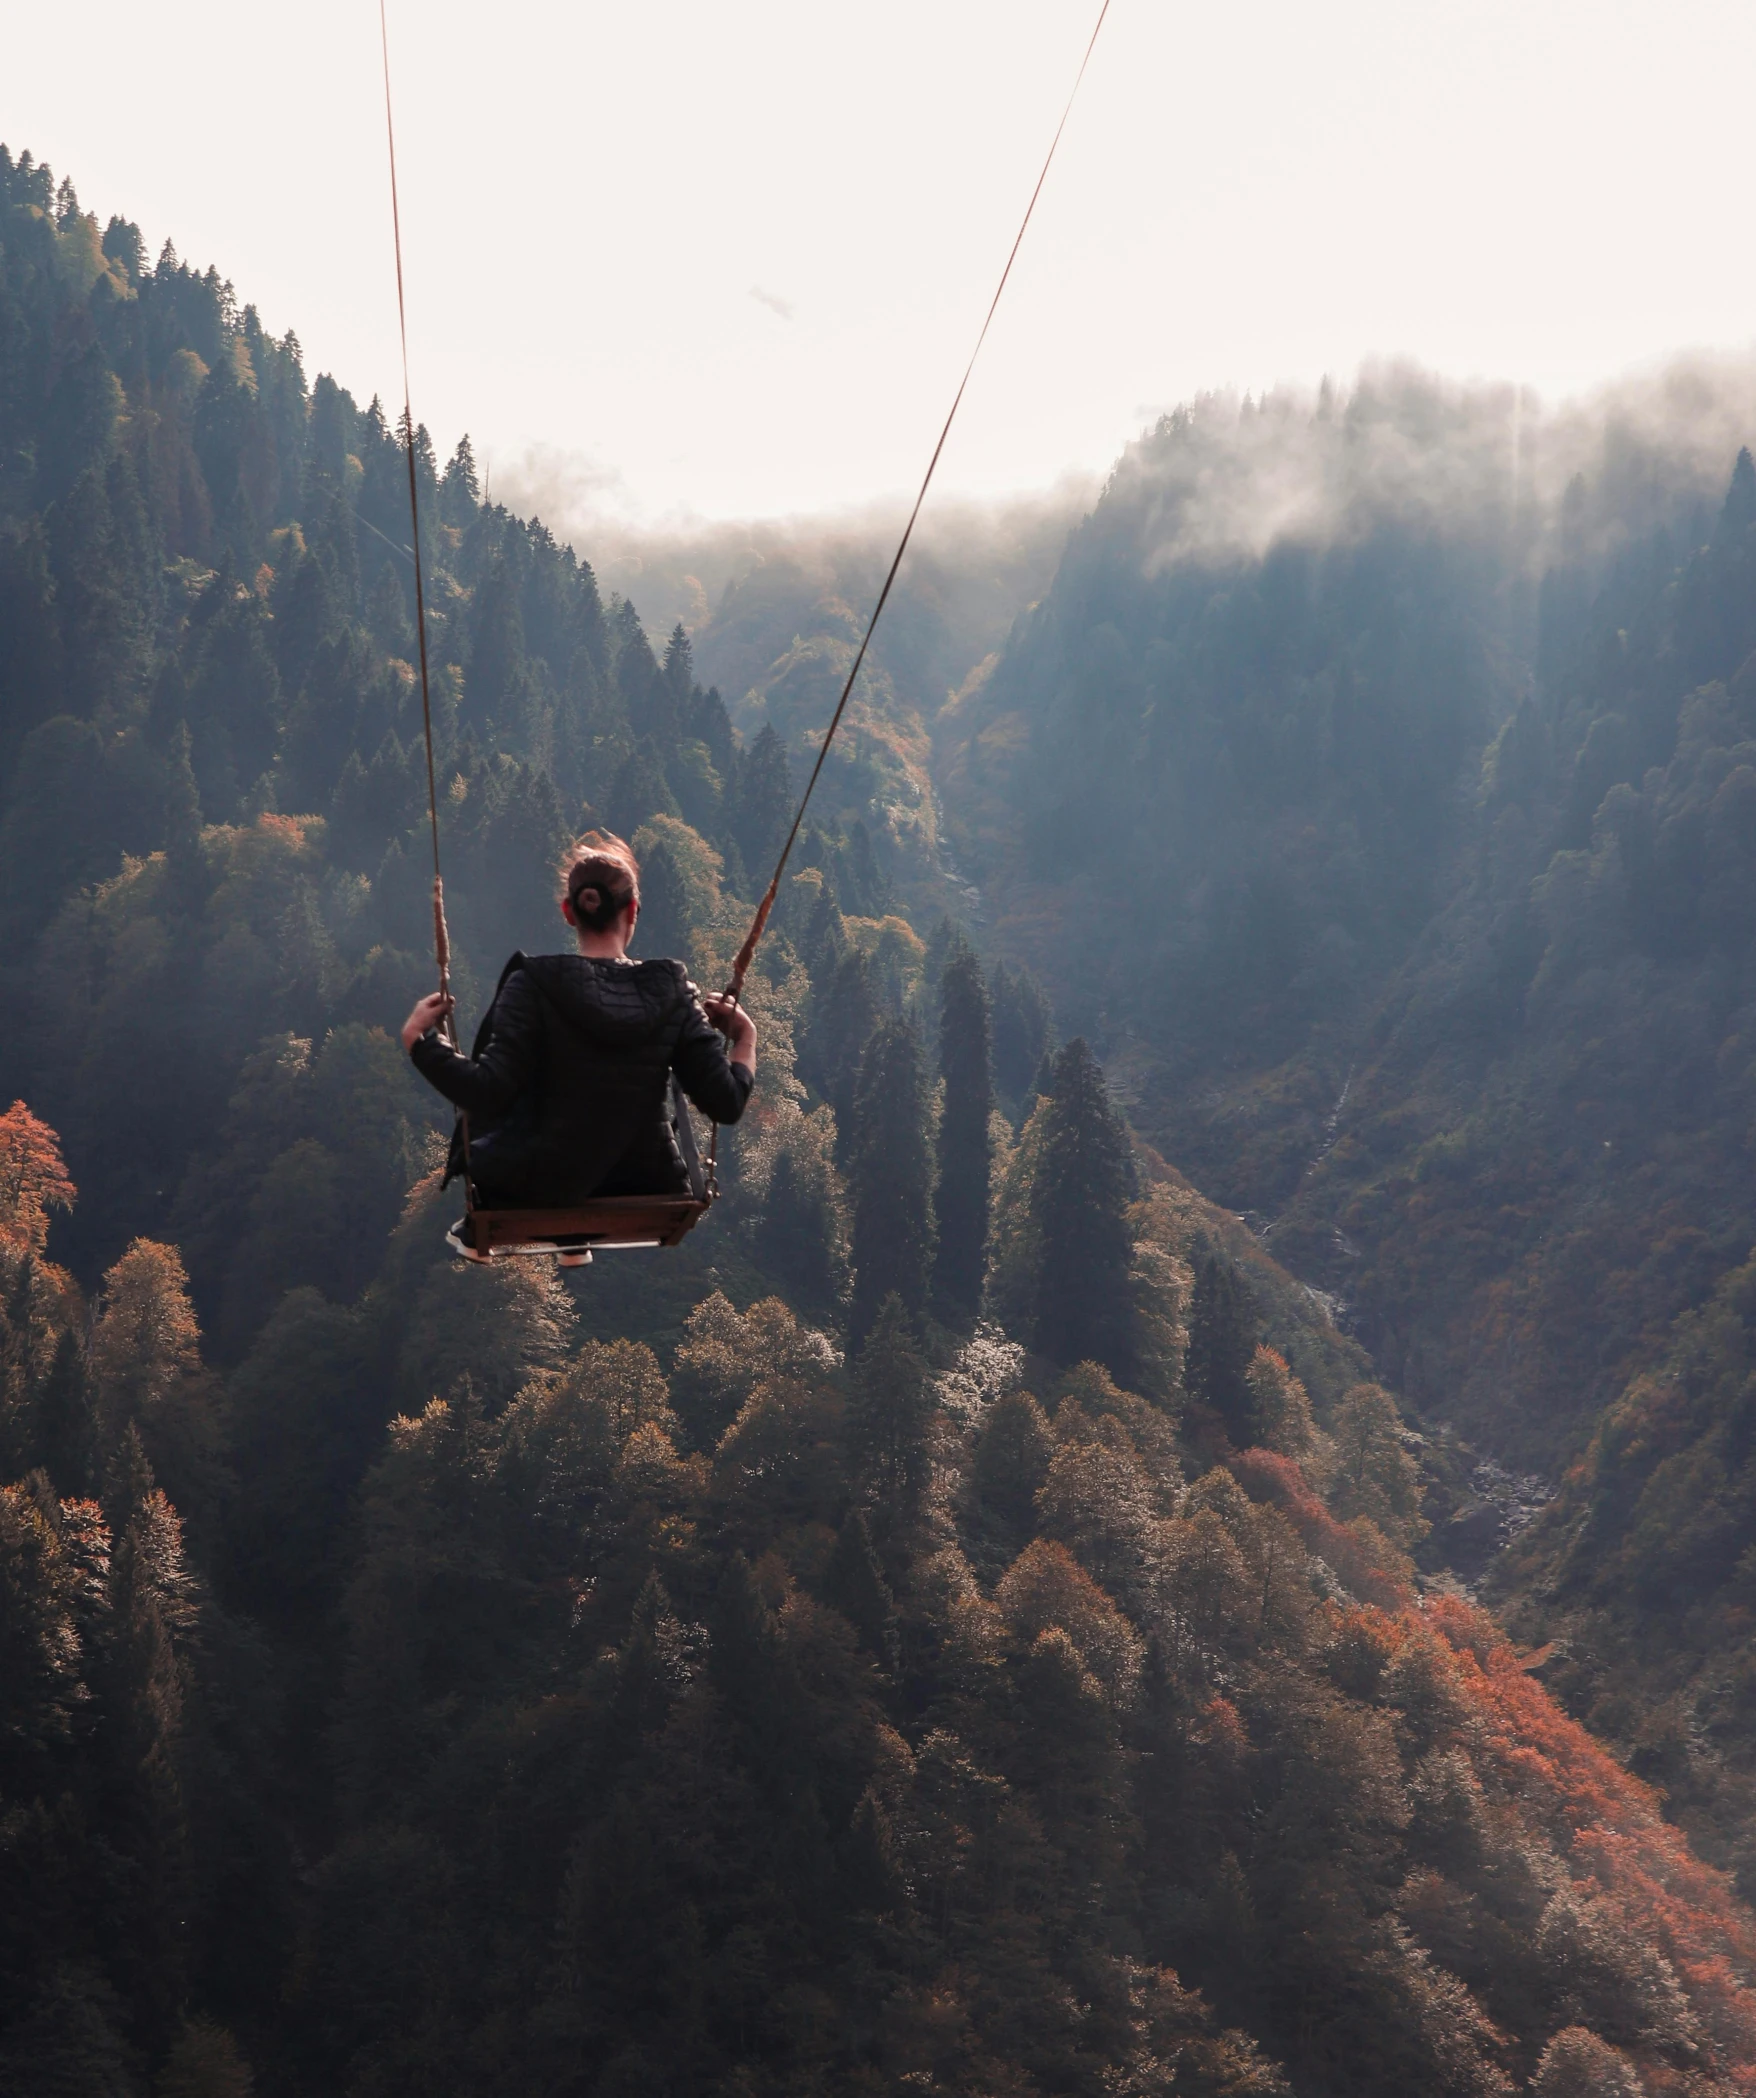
[846,1296,935,1538]
[810,948,879,1156]
[991,963,1052,1106]
[439,434,480,526]
[932,943,994,1325]
[634,840,692,967]
[732,722,793,880]
[847,1017,935,1342]
[1186,1248,1260,1442]
[1031,1039,1137,1373]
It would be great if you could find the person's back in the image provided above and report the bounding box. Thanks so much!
[401,830,756,1207]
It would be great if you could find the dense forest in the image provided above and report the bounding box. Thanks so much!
[927,370,1756,1887]
[8,141,1756,2096]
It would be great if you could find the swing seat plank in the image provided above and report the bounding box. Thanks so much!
[462,1196,709,1257]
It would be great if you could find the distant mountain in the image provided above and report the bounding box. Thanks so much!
[924,366,1756,1878]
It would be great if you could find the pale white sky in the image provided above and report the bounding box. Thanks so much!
[7,0,1756,521]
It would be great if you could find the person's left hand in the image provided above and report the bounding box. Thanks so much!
[401,991,454,1052]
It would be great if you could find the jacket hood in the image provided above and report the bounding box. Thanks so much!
[519,953,692,1049]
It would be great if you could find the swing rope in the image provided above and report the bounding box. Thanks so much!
[378,0,454,1043]
[722,0,1112,1005]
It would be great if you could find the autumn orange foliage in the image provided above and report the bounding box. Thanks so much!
[1411,1592,1756,2085]
[0,1099,76,1256]
[1227,1445,1409,1608]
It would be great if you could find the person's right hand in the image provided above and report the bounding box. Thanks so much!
[703,992,757,1061]
[401,991,455,1052]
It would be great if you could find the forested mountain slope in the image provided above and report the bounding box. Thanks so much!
[6,142,1756,2097]
[931,368,1756,1887]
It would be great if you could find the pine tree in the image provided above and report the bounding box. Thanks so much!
[633,839,692,967]
[824,1508,900,1670]
[846,1296,935,1536]
[365,563,412,655]
[439,435,480,528]
[708,1552,792,1765]
[1717,445,1756,546]
[806,947,878,1147]
[932,943,994,1325]
[99,1425,195,2046]
[1186,1248,1260,1441]
[690,684,737,786]
[31,1330,94,1498]
[797,874,847,983]
[606,738,680,840]
[991,963,1052,1106]
[659,623,694,743]
[732,722,793,881]
[843,818,890,914]
[847,1017,935,1341]
[1331,1382,1426,1546]
[1031,1040,1137,1374]
[464,557,529,737]
[754,1118,849,1322]
[972,1387,1054,1538]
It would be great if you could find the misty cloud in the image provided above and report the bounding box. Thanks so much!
[749,285,794,321]
[499,352,1756,717]
[1116,354,1756,579]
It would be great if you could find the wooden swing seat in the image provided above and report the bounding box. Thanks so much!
[451,1195,709,1263]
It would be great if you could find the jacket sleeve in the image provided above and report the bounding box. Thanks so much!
[409,967,543,1117]
[671,987,755,1126]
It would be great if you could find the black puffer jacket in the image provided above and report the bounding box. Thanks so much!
[409,952,753,1206]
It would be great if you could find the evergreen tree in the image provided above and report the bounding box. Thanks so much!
[1331,1382,1426,1546]
[633,839,692,967]
[1031,1040,1137,1373]
[658,623,694,745]
[439,435,480,528]
[1186,1247,1260,1442]
[732,721,793,882]
[464,556,529,736]
[99,1425,195,2045]
[708,1551,792,1766]
[807,946,879,1153]
[991,962,1052,1105]
[610,600,659,720]
[31,1330,93,1499]
[606,738,679,840]
[796,874,848,983]
[365,564,412,656]
[972,1387,1054,1539]
[102,214,143,278]
[689,684,737,787]
[932,942,994,1326]
[842,817,890,914]
[846,1295,935,1536]
[824,1507,900,1670]
[753,1123,849,1323]
[847,1016,935,1341]
[185,588,283,816]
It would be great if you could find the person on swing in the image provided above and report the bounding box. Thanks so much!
[400,831,756,1239]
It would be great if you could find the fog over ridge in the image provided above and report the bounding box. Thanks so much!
[496,353,1756,671]
[1117,352,1756,574]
